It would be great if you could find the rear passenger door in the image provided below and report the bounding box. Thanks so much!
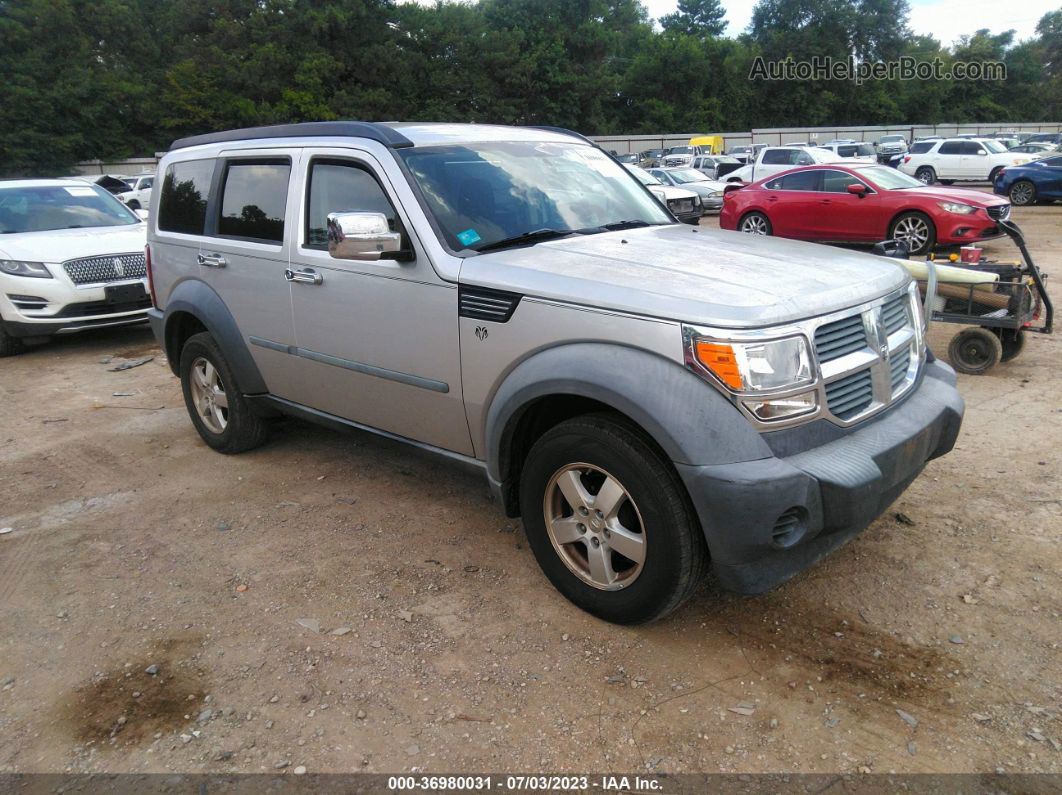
[196,151,299,397]
[282,148,472,456]
[816,169,880,240]
[934,141,963,178]
[763,170,821,237]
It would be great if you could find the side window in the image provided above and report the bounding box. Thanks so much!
[962,142,985,155]
[305,160,398,250]
[793,151,814,165]
[158,159,214,235]
[821,170,866,193]
[142,177,154,190]
[761,149,790,165]
[910,142,934,154]
[218,160,291,243]
[779,171,821,191]
[938,142,962,155]
[764,177,783,190]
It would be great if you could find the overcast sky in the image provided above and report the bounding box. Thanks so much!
[641,0,1053,45]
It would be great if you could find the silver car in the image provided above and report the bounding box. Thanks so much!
[649,167,728,212]
[147,122,964,624]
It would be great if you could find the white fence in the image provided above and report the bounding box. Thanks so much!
[75,122,1062,171]
[589,122,1062,154]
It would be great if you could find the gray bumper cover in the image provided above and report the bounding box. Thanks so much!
[676,360,964,594]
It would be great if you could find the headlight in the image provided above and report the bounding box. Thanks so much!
[691,334,813,392]
[938,202,976,215]
[708,191,722,199]
[0,260,52,278]
[693,195,701,206]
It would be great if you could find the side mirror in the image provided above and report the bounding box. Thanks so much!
[847,183,867,196]
[977,150,988,156]
[327,212,409,261]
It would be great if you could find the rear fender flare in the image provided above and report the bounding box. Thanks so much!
[160,279,267,394]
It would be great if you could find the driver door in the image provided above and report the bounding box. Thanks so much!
[281,148,472,455]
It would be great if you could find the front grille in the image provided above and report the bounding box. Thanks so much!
[890,347,912,394]
[55,297,151,318]
[669,199,694,214]
[825,368,874,419]
[814,313,867,362]
[62,252,146,285]
[985,205,1010,221]
[881,295,909,335]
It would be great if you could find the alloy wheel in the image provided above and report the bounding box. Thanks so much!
[740,214,768,235]
[892,216,929,251]
[542,463,646,591]
[189,356,229,434]
[1010,182,1035,206]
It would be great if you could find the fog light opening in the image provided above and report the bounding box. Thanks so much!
[771,507,808,549]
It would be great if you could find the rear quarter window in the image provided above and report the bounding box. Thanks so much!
[909,142,935,154]
[158,160,215,235]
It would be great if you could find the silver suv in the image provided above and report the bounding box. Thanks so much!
[146,122,964,624]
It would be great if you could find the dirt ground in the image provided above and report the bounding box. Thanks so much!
[0,196,1059,778]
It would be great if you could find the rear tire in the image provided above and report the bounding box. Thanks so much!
[1009,180,1037,206]
[0,321,26,357]
[889,211,937,256]
[915,166,936,185]
[948,328,1002,375]
[939,179,955,185]
[738,211,772,236]
[518,413,707,624]
[179,332,269,453]
[126,199,141,210]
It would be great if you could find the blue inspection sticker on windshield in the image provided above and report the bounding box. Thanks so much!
[456,228,481,247]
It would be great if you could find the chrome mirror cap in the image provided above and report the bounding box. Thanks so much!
[327,212,402,261]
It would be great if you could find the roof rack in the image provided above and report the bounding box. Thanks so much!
[169,121,414,151]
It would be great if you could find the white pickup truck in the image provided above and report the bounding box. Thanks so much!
[725,146,845,184]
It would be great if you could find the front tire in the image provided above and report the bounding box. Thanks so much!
[179,332,269,453]
[738,211,772,236]
[126,199,141,211]
[948,327,1002,375]
[889,211,936,256]
[1009,180,1037,206]
[519,414,707,624]
[915,166,936,184]
[0,321,26,357]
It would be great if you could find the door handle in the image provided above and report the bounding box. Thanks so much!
[284,268,323,285]
[821,199,832,204]
[197,253,227,268]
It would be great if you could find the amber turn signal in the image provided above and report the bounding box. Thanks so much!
[694,341,743,390]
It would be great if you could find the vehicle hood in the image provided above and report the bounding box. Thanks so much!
[652,185,698,200]
[0,224,147,264]
[897,186,1009,206]
[460,224,909,329]
[683,181,728,196]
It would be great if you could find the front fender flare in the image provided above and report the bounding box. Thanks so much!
[484,342,772,492]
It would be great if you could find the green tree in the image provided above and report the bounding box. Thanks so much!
[660,0,726,38]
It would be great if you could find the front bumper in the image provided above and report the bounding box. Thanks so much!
[1,277,151,339]
[676,360,964,594]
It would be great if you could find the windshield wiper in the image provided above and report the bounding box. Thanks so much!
[474,228,580,253]
[599,220,657,231]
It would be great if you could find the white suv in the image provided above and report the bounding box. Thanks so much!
[0,179,149,356]
[117,174,156,211]
[899,138,1033,184]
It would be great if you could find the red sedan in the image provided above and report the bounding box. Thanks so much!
[719,163,1011,255]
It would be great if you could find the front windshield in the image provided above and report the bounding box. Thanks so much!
[0,184,140,233]
[857,166,925,189]
[667,169,708,184]
[668,146,692,155]
[399,142,671,252]
[981,140,1007,154]
[881,136,903,143]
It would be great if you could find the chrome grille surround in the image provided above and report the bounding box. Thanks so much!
[62,252,146,285]
[683,281,925,431]
[985,204,1010,221]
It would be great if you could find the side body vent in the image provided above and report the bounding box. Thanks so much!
[458,286,522,323]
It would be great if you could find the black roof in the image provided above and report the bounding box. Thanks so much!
[169,121,414,151]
